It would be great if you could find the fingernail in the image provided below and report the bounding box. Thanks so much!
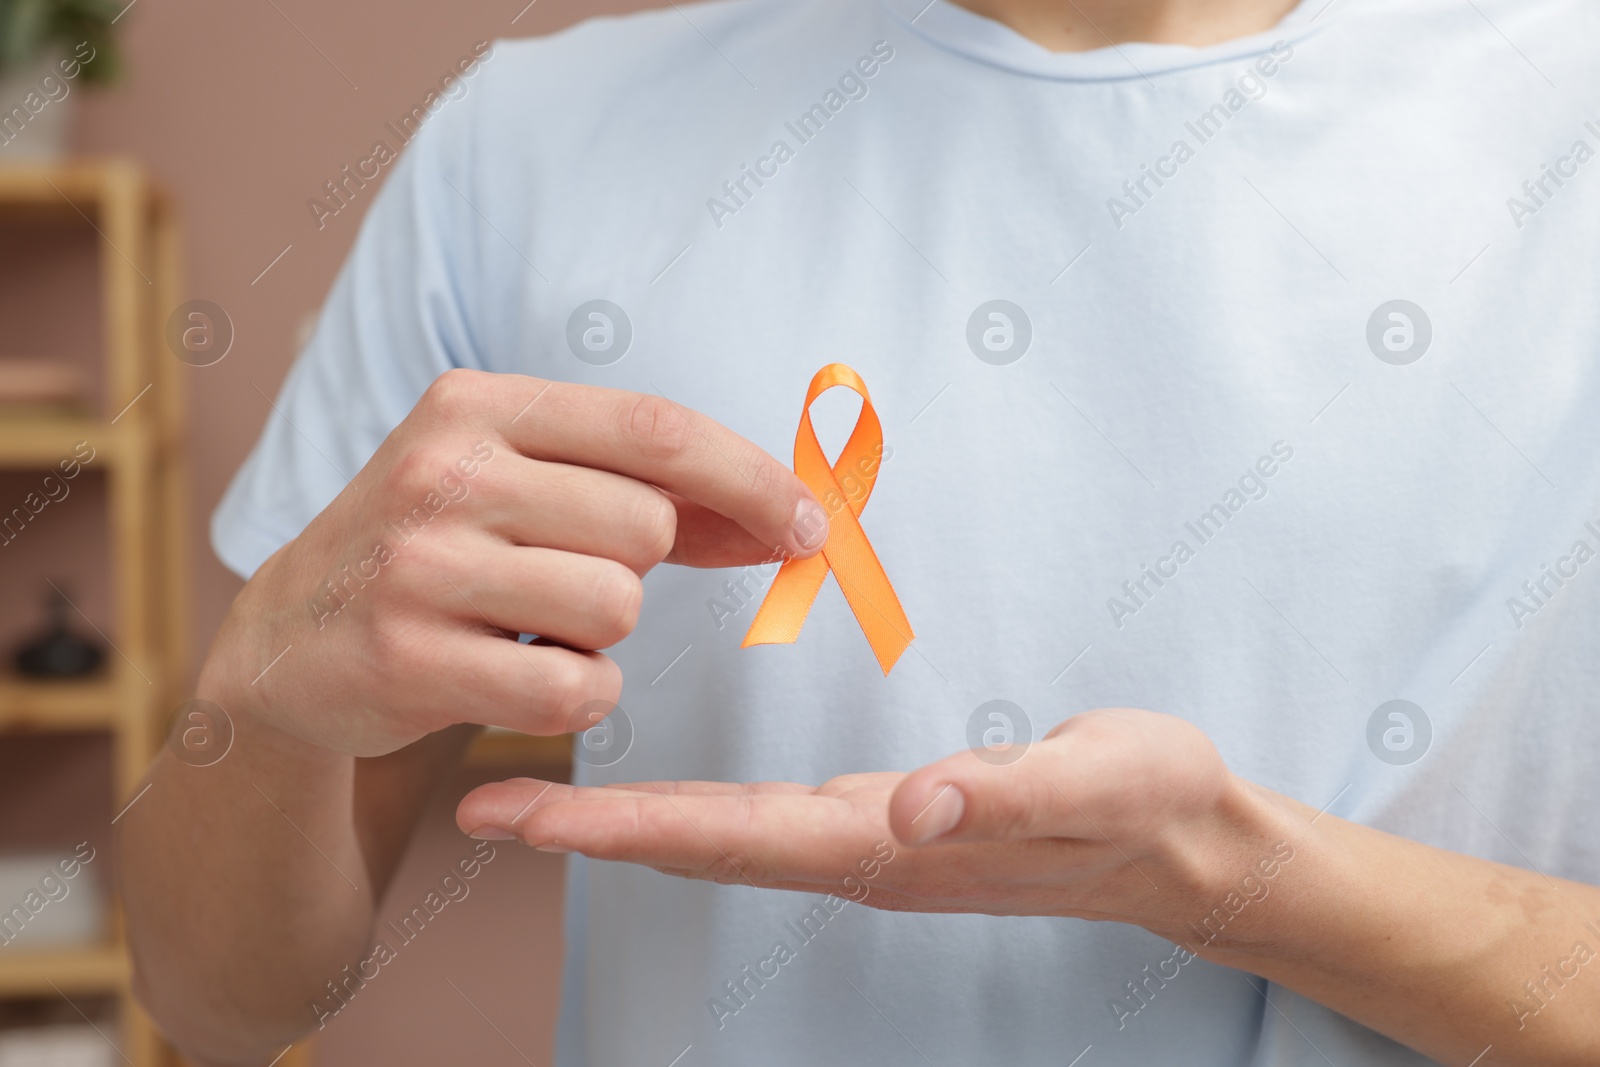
[908,783,964,845]
[468,826,517,840]
[534,841,572,853]
[792,499,829,552]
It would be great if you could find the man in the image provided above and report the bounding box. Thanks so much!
[121,0,1600,1063]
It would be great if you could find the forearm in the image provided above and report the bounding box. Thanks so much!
[1187,780,1600,1066]
[121,610,482,1067]
[120,700,372,1064]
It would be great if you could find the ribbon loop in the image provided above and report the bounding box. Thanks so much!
[742,364,913,674]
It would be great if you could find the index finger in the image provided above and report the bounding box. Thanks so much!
[456,777,876,883]
[490,374,829,559]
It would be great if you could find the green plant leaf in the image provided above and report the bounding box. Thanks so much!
[0,0,123,84]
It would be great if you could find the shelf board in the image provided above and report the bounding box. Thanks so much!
[0,414,141,469]
[0,159,143,219]
[0,676,118,731]
[467,729,571,769]
[0,942,128,997]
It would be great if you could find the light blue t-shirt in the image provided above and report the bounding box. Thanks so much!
[214,0,1600,1062]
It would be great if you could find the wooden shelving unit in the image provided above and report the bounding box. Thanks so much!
[0,160,290,1067]
[0,160,564,1067]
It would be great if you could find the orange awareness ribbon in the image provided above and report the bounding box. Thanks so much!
[742,364,914,674]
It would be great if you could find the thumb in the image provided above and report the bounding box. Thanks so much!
[888,738,1090,847]
[664,492,825,569]
[890,709,1228,848]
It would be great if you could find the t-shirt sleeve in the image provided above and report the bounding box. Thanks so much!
[210,79,490,580]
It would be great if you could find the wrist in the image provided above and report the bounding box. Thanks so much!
[1146,772,1311,952]
[193,603,349,776]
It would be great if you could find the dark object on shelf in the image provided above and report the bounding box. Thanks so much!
[13,586,104,678]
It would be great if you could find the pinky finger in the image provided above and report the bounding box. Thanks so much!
[432,633,623,737]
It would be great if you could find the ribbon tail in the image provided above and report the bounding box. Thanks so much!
[740,553,830,648]
[829,549,914,675]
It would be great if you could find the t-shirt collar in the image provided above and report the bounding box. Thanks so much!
[879,0,1331,81]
